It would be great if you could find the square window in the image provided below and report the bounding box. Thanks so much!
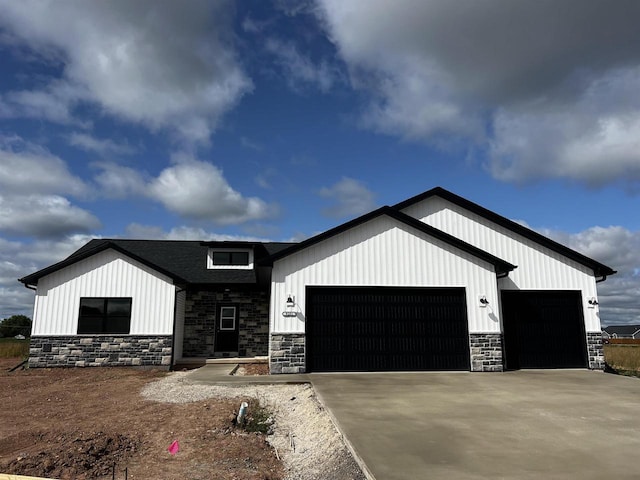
[230,252,249,265]
[213,252,231,265]
[78,298,131,334]
[80,298,104,316]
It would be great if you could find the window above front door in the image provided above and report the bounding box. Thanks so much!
[207,248,253,269]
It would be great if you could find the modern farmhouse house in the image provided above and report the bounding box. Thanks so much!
[19,187,615,373]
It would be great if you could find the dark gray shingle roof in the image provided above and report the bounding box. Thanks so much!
[602,325,640,336]
[19,239,295,286]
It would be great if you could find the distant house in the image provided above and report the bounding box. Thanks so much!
[602,325,640,340]
[19,187,616,373]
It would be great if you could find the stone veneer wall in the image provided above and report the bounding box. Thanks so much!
[469,333,504,372]
[182,289,269,358]
[586,332,605,370]
[270,333,305,374]
[29,335,172,368]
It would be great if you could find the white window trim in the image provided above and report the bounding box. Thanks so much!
[207,248,254,270]
[219,306,236,331]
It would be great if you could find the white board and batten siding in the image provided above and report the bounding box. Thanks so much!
[32,249,176,336]
[271,215,502,334]
[400,196,601,332]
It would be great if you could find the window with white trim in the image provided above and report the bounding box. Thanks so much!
[207,248,253,269]
[219,306,237,330]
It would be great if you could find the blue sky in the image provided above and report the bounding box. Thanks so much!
[0,0,638,325]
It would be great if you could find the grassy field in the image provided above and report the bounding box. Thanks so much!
[0,338,29,359]
[604,344,640,377]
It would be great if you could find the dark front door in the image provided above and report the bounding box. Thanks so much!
[501,290,587,369]
[214,304,239,352]
[306,286,470,372]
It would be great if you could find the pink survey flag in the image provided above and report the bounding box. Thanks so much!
[168,440,180,455]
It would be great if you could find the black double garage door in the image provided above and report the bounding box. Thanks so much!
[306,287,471,372]
[306,287,588,372]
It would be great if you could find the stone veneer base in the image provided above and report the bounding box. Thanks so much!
[586,332,605,370]
[270,332,505,373]
[270,333,305,374]
[268,331,604,374]
[29,335,173,368]
[469,333,504,372]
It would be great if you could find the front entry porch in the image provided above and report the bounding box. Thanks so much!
[178,288,270,363]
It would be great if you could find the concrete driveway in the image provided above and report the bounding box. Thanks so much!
[310,370,640,480]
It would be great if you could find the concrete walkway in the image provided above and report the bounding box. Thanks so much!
[182,366,640,480]
[184,363,311,384]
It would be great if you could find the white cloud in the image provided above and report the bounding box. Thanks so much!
[0,0,252,144]
[0,234,95,319]
[69,132,136,156]
[489,66,640,185]
[90,155,276,225]
[255,167,278,190]
[264,37,341,93]
[92,162,147,199]
[0,136,88,197]
[0,194,101,238]
[316,0,640,185]
[319,177,376,218]
[539,225,640,325]
[147,156,275,224]
[124,223,267,242]
[0,137,99,238]
[0,81,87,126]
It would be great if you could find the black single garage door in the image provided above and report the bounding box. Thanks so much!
[502,290,587,370]
[306,286,470,372]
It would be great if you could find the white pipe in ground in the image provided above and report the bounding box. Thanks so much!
[237,401,248,424]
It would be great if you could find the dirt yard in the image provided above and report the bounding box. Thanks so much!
[1,359,365,480]
[0,358,283,480]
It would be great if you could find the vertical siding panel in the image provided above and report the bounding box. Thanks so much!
[33,249,175,336]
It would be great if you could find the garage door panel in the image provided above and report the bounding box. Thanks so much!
[502,291,587,369]
[307,287,470,372]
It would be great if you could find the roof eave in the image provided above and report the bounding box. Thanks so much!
[18,241,187,286]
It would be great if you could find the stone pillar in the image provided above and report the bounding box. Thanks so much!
[469,333,504,372]
[270,333,305,374]
[586,332,605,370]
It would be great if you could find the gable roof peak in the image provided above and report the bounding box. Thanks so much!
[264,204,516,275]
[393,187,616,278]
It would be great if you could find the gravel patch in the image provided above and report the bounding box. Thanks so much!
[141,372,366,480]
